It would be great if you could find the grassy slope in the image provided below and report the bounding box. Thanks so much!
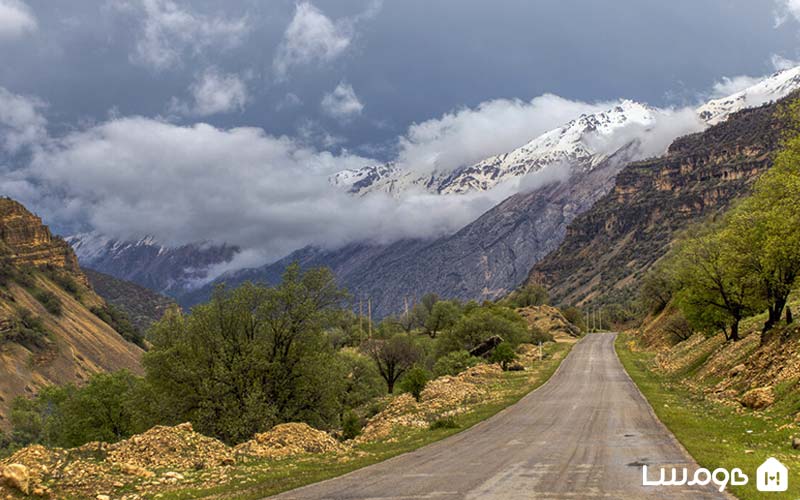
[616,333,800,500]
[156,342,573,500]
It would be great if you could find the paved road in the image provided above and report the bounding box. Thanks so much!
[271,333,725,499]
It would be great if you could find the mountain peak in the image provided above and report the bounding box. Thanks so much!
[698,65,800,125]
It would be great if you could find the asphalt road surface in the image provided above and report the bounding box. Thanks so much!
[270,333,726,499]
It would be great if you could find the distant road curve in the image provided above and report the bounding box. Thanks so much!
[270,333,725,499]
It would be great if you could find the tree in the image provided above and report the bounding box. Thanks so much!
[639,266,674,314]
[437,305,529,356]
[399,366,430,401]
[143,264,349,444]
[337,349,384,410]
[423,300,461,338]
[363,334,421,393]
[672,227,763,342]
[724,136,800,335]
[489,342,517,371]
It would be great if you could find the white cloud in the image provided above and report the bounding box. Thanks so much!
[771,54,800,71]
[273,2,350,79]
[321,82,363,120]
[123,0,249,70]
[0,87,46,153]
[0,0,36,39]
[395,94,613,175]
[775,0,800,26]
[170,68,248,116]
[19,116,509,266]
[709,75,763,98]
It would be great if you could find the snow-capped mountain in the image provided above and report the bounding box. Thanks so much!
[698,65,800,125]
[333,100,657,197]
[335,66,800,197]
[67,232,239,297]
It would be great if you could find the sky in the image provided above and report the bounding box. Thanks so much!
[0,0,799,269]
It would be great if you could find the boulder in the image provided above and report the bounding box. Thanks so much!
[1,463,30,495]
[469,336,504,357]
[740,386,775,410]
[728,364,746,378]
[792,436,800,450]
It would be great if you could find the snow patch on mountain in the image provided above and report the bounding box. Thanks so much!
[698,65,800,125]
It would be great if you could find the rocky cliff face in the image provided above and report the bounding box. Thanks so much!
[0,198,82,277]
[0,199,143,427]
[530,97,787,306]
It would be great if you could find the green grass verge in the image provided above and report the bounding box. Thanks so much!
[156,342,573,500]
[615,334,800,500]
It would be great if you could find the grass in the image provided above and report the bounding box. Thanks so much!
[156,342,573,500]
[616,333,800,500]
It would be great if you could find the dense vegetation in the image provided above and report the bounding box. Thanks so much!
[5,263,553,449]
[642,106,800,343]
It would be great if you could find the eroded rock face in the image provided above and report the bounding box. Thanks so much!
[0,198,83,278]
[740,387,775,410]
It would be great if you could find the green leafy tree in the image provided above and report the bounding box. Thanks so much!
[724,135,800,335]
[672,227,763,342]
[143,264,349,444]
[399,366,430,401]
[423,300,461,338]
[437,305,528,356]
[489,342,517,370]
[337,349,384,410]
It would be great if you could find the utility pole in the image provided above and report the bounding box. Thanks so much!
[368,298,372,338]
[358,298,363,341]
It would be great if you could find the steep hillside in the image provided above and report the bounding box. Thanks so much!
[83,268,175,332]
[530,96,788,306]
[0,198,142,426]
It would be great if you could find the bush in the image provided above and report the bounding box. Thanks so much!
[399,366,430,402]
[529,325,554,344]
[341,410,362,441]
[1,308,51,350]
[9,371,146,448]
[43,267,81,298]
[429,416,459,430]
[489,342,517,371]
[32,289,62,316]
[505,285,549,308]
[91,304,145,348]
[433,350,480,377]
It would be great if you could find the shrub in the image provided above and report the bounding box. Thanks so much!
[433,350,480,377]
[489,342,517,371]
[437,305,528,356]
[341,410,362,441]
[429,416,459,430]
[529,325,554,344]
[91,304,145,348]
[1,308,51,350]
[399,366,430,402]
[505,285,549,308]
[33,289,62,316]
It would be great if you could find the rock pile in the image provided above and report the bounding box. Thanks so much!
[740,386,775,410]
[234,423,344,460]
[107,422,234,470]
[356,363,503,443]
[517,305,581,341]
